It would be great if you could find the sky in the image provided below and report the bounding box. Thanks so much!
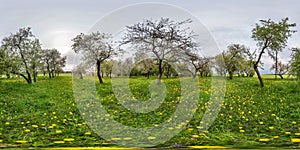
[1,0,300,73]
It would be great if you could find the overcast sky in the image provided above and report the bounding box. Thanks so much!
[1,0,299,73]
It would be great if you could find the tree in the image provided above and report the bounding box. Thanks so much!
[122,18,198,84]
[214,54,226,76]
[134,52,155,79]
[73,63,86,79]
[251,18,296,87]
[184,52,211,78]
[42,49,66,78]
[223,44,250,79]
[270,61,289,79]
[72,32,119,84]
[289,47,300,79]
[1,27,43,84]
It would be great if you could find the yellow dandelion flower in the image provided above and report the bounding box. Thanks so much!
[44,113,47,116]
[239,127,243,129]
[56,130,62,134]
[292,121,297,125]
[274,136,279,139]
[269,126,274,130]
[295,133,300,136]
[52,124,57,126]
[240,130,245,133]
[5,122,10,125]
[192,135,199,138]
[20,122,24,124]
[271,114,276,117]
[52,112,56,115]
[168,127,174,130]
[0,139,3,143]
[111,138,121,141]
[63,138,74,142]
[84,132,91,135]
[188,128,193,131]
[259,121,264,125]
[26,121,30,124]
[24,129,30,133]
[16,140,28,144]
[77,124,82,126]
[196,126,203,129]
[147,136,156,140]
[285,132,291,135]
[54,141,65,144]
[69,112,73,115]
[32,125,38,128]
[188,146,228,149]
[154,124,159,127]
[259,138,270,142]
[291,138,300,143]
[48,126,54,129]
[123,137,132,140]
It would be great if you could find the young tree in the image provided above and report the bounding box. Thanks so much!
[270,61,289,79]
[289,47,300,79]
[42,49,66,78]
[1,27,43,84]
[72,32,119,84]
[223,44,249,79]
[251,18,296,87]
[122,18,198,84]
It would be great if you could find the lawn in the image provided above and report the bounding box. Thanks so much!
[0,74,299,149]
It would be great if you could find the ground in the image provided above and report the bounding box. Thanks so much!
[0,74,299,149]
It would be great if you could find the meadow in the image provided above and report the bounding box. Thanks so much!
[0,74,299,149]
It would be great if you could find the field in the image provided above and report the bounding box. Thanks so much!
[0,74,299,149]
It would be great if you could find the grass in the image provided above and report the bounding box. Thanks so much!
[0,74,299,148]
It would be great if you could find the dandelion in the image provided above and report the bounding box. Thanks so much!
[24,129,30,133]
[168,127,174,130]
[239,127,243,129]
[54,141,65,144]
[123,137,132,140]
[41,124,46,126]
[188,128,193,131]
[154,124,159,127]
[48,126,54,129]
[271,114,276,117]
[69,112,73,115]
[259,121,264,125]
[292,121,297,125]
[56,130,62,134]
[5,122,10,125]
[147,136,156,140]
[285,132,291,135]
[0,139,3,143]
[52,112,56,115]
[111,138,121,141]
[16,140,28,144]
[269,126,274,130]
[20,122,24,124]
[274,136,279,139]
[259,138,270,142]
[32,125,38,128]
[63,138,74,142]
[84,132,91,135]
[192,135,199,138]
[291,138,300,143]
[240,130,245,133]
[295,133,300,136]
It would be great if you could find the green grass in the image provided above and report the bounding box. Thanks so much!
[0,74,299,148]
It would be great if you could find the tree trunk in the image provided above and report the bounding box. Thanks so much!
[229,72,233,80]
[279,74,283,79]
[33,71,37,83]
[275,51,278,79]
[157,59,163,85]
[79,72,83,79]
[97,60,103,84]
[254,64,264,87]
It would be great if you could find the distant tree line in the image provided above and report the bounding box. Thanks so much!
[0,27,66,84]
